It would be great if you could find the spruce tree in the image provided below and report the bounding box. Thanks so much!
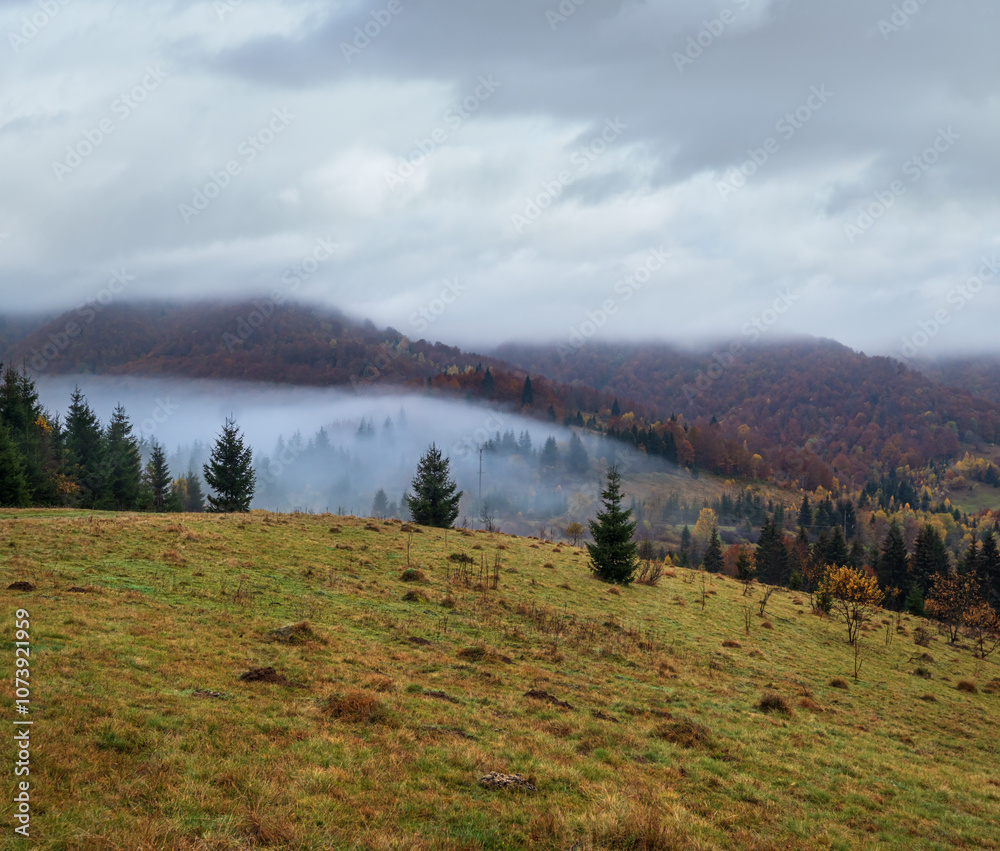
[64,388,106,508]
[539,436,559,470]
[0,425,30,507]
[567,431,589,474]
[797,495,813,530]
[144,441,172,512]
[104,403,141,510]
[520,375,534,406]
[611,398,621,417]
[203,418,256,513]
[876,521,909,595]
[405,444,462,528]
[481,367,495,398]
[182,469,206,512]
[371,488,389,519]
[911,523,950,595]
[587,464,638,585]
[702,527,724,573]
[735,548,755,582]
[754,517,787,585]
[979,532,1000,609]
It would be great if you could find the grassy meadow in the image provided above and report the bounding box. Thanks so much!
[1,509,999,850]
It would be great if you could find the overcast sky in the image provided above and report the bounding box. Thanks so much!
[1,0,998,361]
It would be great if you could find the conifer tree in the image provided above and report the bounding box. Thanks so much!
[876,521,909,595]
[520,375,534,406]
[611,398,621,417]
[143,441,172,512]
[405,444,462,528]
[797,495,813,530]
[539,436,559,470]
[979,531,1000,609]
[481,367,495,398]
[64,388,106,508]
[0,425,30,507]
[182,469,206,512]
[587,464,638,585]
[912,523,950,595]
[754,517,787,585]
[104,403,141,510]
[702,527,724,573]
[567,431,589,474]
[203,418,256,513]
[371,488,389,519]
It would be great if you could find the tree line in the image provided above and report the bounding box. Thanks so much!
[0,365,254,513]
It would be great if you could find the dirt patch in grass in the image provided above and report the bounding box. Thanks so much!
[654,720,713,749]
[66,585,95,593]
[479,772,536,793]
[407,636,431,646]
[591,710,620,724]
[238,667,296,686]
[829,678,849,690]
[722,639,742,649]
[268,621,319,644]
[423,690,462,704]
[524,689,573,710]
[7,581,34,591]
[798,698,823,712]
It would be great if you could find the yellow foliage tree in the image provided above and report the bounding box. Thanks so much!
[819,565,885,645]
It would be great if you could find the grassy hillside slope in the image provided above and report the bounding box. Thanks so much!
[1,511,999,850]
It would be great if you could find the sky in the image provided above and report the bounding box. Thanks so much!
[1,0,999,362]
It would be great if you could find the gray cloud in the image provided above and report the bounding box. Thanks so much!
[1,0,998,360]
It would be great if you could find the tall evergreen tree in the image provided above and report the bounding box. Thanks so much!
[979,531,1000,609]
[587,464,638,585]
[371,488,389,519]
[611,398,621,417]
[481,367,495,398]
[520,375,534,406]
[64,388,106,508]
[754,517,787,585]
[567,432,589,475]
[702,527,724,573]
[797,495,813,530]
[203,418,256,513]
[181,469,206,513]
[876,521,910,596]
[143,441,172,512]
[539,436,559,470]
[405,444,462,528]
[0,424,30,507]
[104,404,141,510]
[911,523,950,595]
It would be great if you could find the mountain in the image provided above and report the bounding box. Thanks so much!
[4,300,1000,491]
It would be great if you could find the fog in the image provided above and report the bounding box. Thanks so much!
[34,376,663,534]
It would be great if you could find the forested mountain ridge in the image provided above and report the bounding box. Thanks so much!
[4,300,1000,491]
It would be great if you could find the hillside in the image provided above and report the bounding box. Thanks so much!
[2,510,999,850]
[496,339,1000,487]
[6,302,1000,492]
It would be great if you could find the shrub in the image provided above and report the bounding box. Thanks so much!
[913,625,932,647]
[913,667,932,679]
[722,639,742,649]
[757,693,793,716]
[323,690,390,724]
[957,680,978,694]
[829,678,849,690]
[400,568,426,582]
